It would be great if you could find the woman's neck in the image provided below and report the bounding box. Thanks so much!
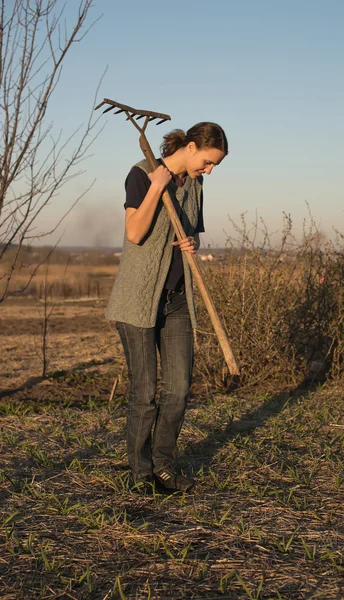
[162,148,187,178]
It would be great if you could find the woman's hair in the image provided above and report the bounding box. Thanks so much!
[160,122,228,158]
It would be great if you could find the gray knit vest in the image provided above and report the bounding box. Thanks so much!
[105,159,203,328]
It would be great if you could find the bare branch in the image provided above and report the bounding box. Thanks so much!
[0,0,103,304]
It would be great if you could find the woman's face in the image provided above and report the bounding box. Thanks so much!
[186,144,226,179]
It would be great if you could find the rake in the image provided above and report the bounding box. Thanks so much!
[95,98,239,376]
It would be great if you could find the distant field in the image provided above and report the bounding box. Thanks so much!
[0,246,119,300]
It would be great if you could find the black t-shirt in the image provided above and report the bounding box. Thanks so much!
[124,165,205,290]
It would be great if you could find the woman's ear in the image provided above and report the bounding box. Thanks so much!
[187,141,197,155]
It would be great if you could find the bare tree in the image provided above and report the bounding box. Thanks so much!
[0,0,101,302]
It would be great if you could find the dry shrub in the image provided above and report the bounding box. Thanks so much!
[194,213,344,391]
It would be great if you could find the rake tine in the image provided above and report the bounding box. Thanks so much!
[149,116,158,122]
[94,100,106,110]
[96,99,171,122]
[114,108,125,114]
[136,115,145,120]
[103,105,115,114]
[156,118,168,125]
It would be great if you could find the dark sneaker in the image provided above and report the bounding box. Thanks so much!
[130,473,154,493]
[154,469,195,492]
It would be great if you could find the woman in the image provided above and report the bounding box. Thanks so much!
[106,122,228,491]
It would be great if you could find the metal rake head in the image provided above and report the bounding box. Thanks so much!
[95,98,171,133]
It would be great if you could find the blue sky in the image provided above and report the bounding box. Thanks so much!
[38,0,343,248]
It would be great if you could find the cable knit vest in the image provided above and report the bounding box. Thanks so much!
[105,159,203,328]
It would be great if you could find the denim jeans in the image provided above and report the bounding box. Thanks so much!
[116,289,194,479]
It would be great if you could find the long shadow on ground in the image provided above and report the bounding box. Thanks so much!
[182,382,319,473]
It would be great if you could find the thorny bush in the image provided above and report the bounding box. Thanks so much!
[194,213,344,391]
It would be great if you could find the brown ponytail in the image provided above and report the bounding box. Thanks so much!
[160,122,228,158]
[160,129,187,157]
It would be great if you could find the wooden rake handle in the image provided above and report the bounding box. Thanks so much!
[139,134,239,376]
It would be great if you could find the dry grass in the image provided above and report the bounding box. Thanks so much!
[1,377,344,599]
[1,296,344,599]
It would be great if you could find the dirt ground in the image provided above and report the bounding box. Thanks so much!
[0,297,123,404]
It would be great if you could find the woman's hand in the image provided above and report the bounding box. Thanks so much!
[172,236,197,254]
[148,165,172,190]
